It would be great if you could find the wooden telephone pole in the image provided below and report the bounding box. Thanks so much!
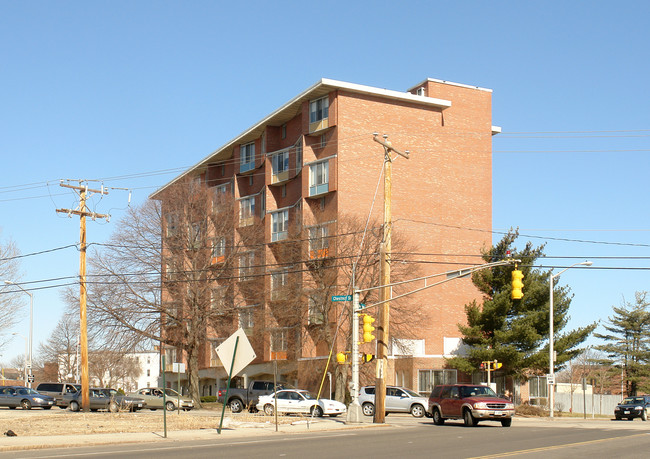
[372,134,409,423]
[56,181,109,412]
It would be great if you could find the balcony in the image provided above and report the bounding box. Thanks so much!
[211,255,225,265]
[270,351,287,360]
[309,118,329,134]
[309,247,330,259]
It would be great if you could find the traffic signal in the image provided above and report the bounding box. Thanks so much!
[336,352,347,364]
[362,314,376,343]
[493,361,502,370]
[511,268,524,300]
[479,362,485,370]
[361,353,375,363]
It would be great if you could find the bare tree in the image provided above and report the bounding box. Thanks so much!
[0,234,24,348]
[38,305,80,382]
[88,350,141,390]
[269,212,425,402]
[85,178,254,405]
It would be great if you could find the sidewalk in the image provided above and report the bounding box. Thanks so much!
[0,417,385,452]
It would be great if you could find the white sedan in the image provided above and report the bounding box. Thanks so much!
[256,389,346,417]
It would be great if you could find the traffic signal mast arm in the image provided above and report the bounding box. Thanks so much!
[356,259,521,311]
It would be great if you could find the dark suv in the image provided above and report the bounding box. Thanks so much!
[428,384,514,427]
[614,395,650,421]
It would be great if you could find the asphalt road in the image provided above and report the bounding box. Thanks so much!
[3,417,650,459]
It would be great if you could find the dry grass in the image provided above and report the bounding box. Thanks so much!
[0,408,302,437]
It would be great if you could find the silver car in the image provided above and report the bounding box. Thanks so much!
[358,385,429,418]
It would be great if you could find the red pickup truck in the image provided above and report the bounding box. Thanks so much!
[428,384,514,427]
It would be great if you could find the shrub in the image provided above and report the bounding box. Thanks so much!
[515,402,546,417]
[201,396,218,403]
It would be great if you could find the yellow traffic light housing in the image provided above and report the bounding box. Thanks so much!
[336,352,347,364]
[362,314,376,343]
[494,362,503,370]
[511,268,524,300]
[361,353,375,364]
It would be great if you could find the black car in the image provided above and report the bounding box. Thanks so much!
[614,395,650,421]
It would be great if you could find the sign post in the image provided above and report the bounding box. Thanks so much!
[216,328,256,434]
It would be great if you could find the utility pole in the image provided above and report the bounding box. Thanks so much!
[56,181,109,412]
[372,134,409,424]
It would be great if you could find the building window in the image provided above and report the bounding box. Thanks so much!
[221,164,225,176]
[239,252,255,281]
[240,142,255,173]
[308,225,329,258]
[189,221,203,249]
[238,306,255,330]
[165,214,178,237]
[164,302,181,327]
[529,376,548,399]
[271,210,289,242]
[309,160,329,196]
[296,143,302,169]
[270,270,288,300]
[239,196,255,226]
[418,369,457,394]
[270,328,289,360]
[308,297,325,325]
[320,133,327,148]
[281,124,287,139]
[214,183,229,199]
[211,237,226,264]
[271,150,289,183]
[211,286,227,310]
[309,96,329,124]
[164,347,178,367]
[147,369,151,377]
[416,87,426,96]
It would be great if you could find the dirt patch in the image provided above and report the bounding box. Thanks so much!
[0,410,299,437]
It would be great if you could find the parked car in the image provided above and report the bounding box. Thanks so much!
[428,384,514,427]
[218,380,294,413]
[35,382,81,408]
[614,395,650,421]
[358,385,429,418]
[63,387,146,412]
[0,386,56,410]
[256,389,346,417]
[128,387,194,411]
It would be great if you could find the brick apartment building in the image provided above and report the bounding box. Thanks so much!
[154,77,498,397]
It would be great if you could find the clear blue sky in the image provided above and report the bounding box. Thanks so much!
[1,1,649,364]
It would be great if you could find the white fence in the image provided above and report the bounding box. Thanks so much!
[553,392,621,416]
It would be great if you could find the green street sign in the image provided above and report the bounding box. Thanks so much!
[331,295,352,302]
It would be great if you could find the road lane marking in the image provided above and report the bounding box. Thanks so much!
[469,432,650,458]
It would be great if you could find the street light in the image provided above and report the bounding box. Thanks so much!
[11,332,28,384]
[548,261,592,418]
[4,281,33,388]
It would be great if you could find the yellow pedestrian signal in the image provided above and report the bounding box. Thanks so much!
[336,352,347,364]
[511,269,524,300]
[362,314,376,343]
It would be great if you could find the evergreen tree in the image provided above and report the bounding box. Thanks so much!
[594,291,650,395]
[447,231,596,378]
